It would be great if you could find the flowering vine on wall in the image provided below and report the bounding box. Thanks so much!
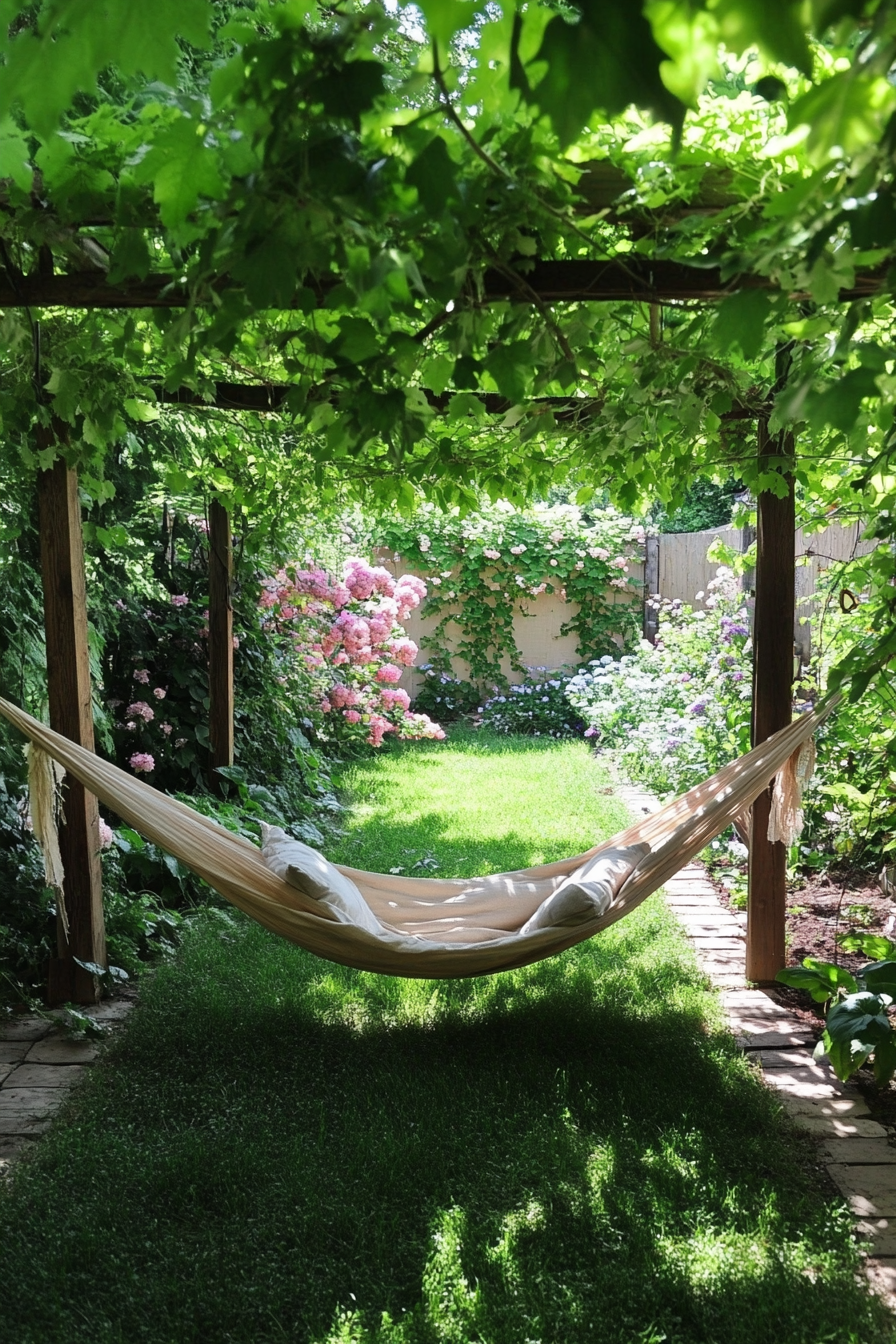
[376,505,645,687]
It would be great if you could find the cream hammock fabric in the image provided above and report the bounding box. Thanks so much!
[0,695,829,979]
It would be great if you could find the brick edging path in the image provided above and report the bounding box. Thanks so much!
[616,777,896,1313]
[0,994,134,1176]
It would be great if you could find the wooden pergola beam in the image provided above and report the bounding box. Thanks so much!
[0,259,883,309]
[154,382,766,421]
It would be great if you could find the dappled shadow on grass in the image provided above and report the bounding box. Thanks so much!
[0,910,887,1344]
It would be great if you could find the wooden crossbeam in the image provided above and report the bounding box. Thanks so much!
[155,382,766,421]
[157,385,610,416]
[0,258,884,309]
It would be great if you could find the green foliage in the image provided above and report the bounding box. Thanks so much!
[778,932,896,1085]
[650,478,742,534]
[799,571,896,870]
[377,505,643,688]
[0,777,54,1003]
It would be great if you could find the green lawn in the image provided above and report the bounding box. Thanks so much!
[0,730,888,1344]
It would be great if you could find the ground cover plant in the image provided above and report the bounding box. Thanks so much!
[0,730,889,1344]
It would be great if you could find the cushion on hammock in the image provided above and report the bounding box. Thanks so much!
[259,824,383,934]
[519,842,650,935]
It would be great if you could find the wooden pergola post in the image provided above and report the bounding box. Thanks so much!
[37,441,106,1005]
[745,415,795,983]
[208,499,234,789]
[643,534,660,642]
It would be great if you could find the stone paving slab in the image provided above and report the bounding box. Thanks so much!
[791,1115,889,1138]
[86,1000,134,1023]
[765,1071,849,1101]
[829,1165,896,1213]
[6,1063,88,1088]
[823,1139,896,1165]
[0,1111,52,1135]
[865,1259,896,1310]
[757,1048,823,1069]
[721,989,788,1011]
[0,1042,31,1063]
[857,1222,896,1256]
[730,1014,811,1036]
[766,1062,847,1086]
[25,1037,100,1064]
[736,1030,819,1050]
[777,1093,872,1119]
[679,914,744,928]
[0,995,134,1175]
[0,1135,37,1173]
[731,1007,813,1029]
[0,1018,52,1042]
[699,952,746,967]
[0,1086,67,1114]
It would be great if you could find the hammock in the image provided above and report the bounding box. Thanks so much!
[0,695,829,979]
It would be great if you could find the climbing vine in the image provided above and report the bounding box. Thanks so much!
[376,505,644,687]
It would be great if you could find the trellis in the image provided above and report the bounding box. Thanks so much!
[7,252,869,999]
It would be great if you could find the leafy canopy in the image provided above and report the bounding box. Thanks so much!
[0,1,894,702]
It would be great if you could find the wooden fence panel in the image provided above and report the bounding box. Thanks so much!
[657,525,742,608]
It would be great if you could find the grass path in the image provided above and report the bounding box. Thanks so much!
[0,731,889,1344]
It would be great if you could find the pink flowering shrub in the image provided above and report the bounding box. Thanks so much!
[261,557,443,747]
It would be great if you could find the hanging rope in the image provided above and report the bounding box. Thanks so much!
[26,742,69,938]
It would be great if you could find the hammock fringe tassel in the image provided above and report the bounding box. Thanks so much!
[767,739,816,848]
[26,742,69,939]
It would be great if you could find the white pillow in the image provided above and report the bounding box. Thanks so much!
[259,823,383,934]
[520,842,649,935]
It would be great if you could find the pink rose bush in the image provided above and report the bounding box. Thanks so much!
[261,557,443,747]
